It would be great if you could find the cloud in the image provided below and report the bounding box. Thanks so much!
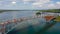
[23,0,33,4]
[47,1,60,9]
[32,0,51,8]
[31,0,60,9]
[22,0,60,9]
[23,0,31,2]
[56,2,60,4]
[0,0,60,10]
[55,2,60,9]
[46,2,60,9]
[45,4,57,9]
[23,0,51,4]
[12,1,16,4]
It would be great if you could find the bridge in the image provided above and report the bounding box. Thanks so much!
[0,14,59,34]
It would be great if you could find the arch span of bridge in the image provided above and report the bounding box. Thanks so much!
[0,15,57,34]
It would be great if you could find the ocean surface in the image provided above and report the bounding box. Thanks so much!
[0,11,60,34]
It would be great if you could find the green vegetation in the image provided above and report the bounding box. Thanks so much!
[36,9,60,15]
[0,10,5,13]
[36,11,41,15]
[37,9,60,13]
[0,10,11,13]
[54,16,60,22]
[0,10,20,13]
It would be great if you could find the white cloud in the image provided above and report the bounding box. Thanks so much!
[23,0,31,2]
[23,0,33,4]
[32,2,43,7]
[47,4,58,9]
[23,0,37,4]
[0,0,60,9]
[56,2,60,4]
[45,3,60,9]
[48,4,55,7]
[32,0,51,8]
[56,2,60,9]
[32,0,60,9]
[12,1,16,4]
[22,0,60,9]
[11,0,17,5]
[38,0,50,3]
[32,2,43,5]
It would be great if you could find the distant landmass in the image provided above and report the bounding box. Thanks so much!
[37,9,60,13]
[0,9,60,13]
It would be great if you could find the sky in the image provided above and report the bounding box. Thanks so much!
[0,0,60,10]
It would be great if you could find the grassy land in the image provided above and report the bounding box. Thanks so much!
[37,9,60,13]
[54,16,60,22]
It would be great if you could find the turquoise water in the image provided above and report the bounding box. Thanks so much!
[7,18,60,34]
[7,18,47,34]
[0,11,60,34]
